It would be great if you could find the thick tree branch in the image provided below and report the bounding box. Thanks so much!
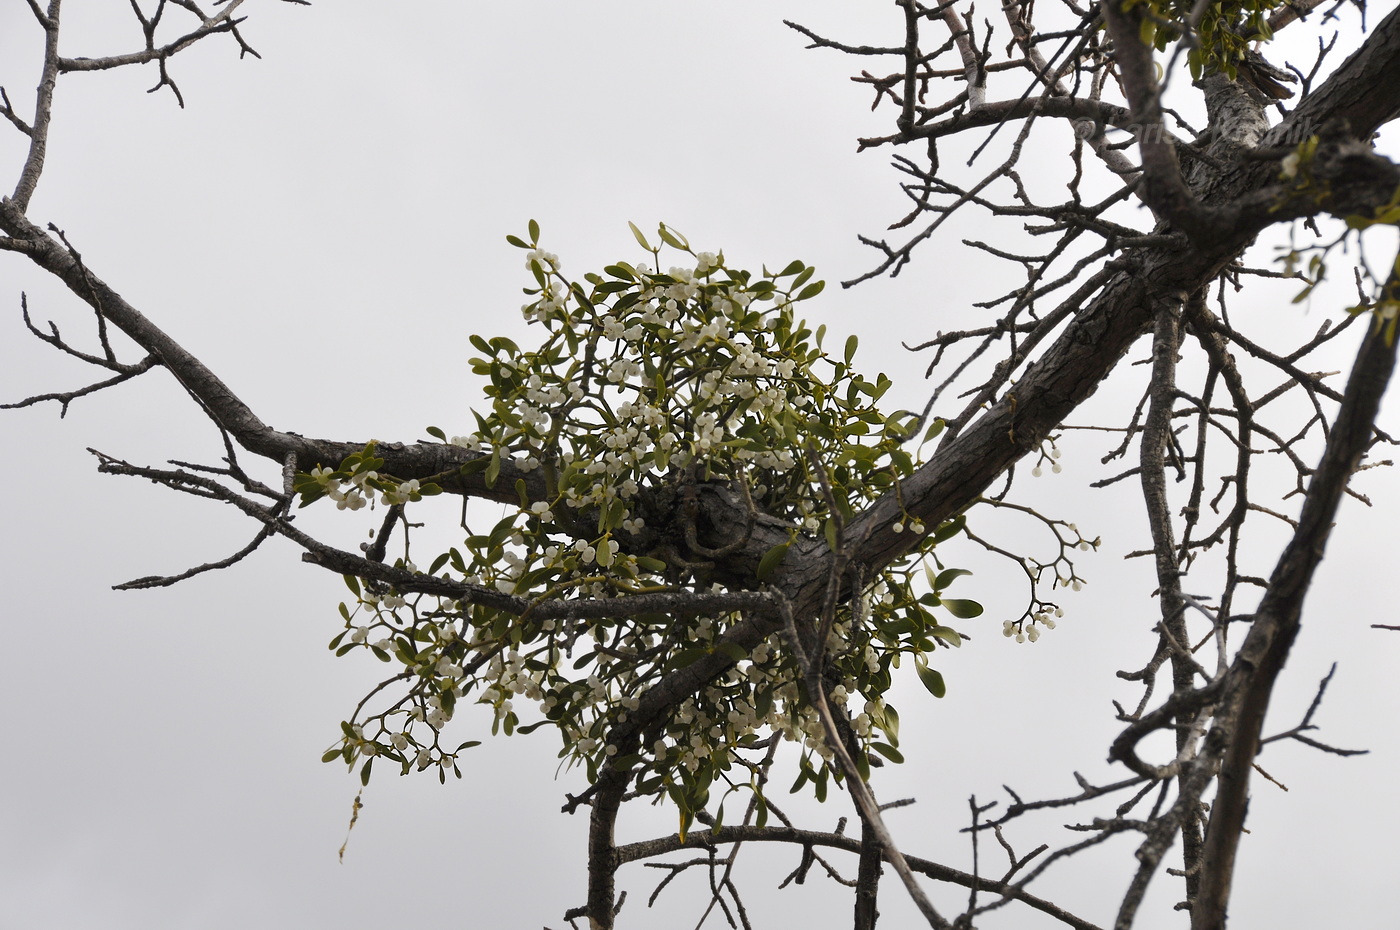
[12,0,61,212]
[0,199,544,504]
[1138,296,1209,902]
[1273,4,1400,139]
[1100,0,1209,238]
[1191,262,1400,930]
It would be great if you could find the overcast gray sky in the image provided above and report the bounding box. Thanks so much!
[2,3,1397,928]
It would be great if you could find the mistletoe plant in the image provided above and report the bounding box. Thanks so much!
[1126,0,1286,80]
[296,223,996,830]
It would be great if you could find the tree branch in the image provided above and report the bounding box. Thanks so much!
[1191,260,1400,930]
[615,825,1104,930]
[11,0,61,212]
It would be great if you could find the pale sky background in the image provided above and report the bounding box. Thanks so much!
[1,2,1397,929]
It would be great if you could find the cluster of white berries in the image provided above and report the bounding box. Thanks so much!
[1003,606,1064,643]
[1030,441,1064,478]
[306,462,423,511]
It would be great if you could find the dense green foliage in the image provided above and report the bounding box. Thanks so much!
[296,224,985,829]
[1128,0,1285,79]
